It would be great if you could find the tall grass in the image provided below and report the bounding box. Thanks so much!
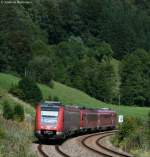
[0,116,35,157]
[112,115,150,157]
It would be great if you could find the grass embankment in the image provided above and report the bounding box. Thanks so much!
[0,116,35,157]
[0,88,34,116]
[0,73,150,120]
[0,76,36,156]
[0,88,35,156]
[112,116,150,157]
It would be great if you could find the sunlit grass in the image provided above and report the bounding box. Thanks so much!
[0,73,150,120]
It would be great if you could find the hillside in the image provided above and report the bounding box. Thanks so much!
[0,73,149,120]
[0,87,34,117]
[0,77,35,156]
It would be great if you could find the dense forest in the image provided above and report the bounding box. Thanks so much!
[0,0,150,106]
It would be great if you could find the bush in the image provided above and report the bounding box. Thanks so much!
[2,102,25,122]
[53,96,59,101]
[0,126,5,139]
[2,101,14,120]
[9,78,43,106]
[117,117,138,142]
[145,112,150,149]
[113,116,144,152]
[14,104,25,122]
[18,77,43,105]
[47,95,52,101]
[9,84,25,99]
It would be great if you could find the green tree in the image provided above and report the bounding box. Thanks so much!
[79,0,103,36]
[31,40,53,57]
[53,37,87,84]
[92,41,113,61]
[42,0,65,44]
[28,56,53,85]
[59,0,82,36]
[0,4,45,74]
[18,78,43,105]
[120,49,150,106]
[94,61,116,102]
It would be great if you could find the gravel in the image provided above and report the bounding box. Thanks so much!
[58,134,102,157]
[32,132,132,157]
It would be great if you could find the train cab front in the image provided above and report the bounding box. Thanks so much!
[35,101,64,140]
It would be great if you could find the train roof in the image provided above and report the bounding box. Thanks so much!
[80,107,116,113]
[41,101,62,107]
[39,101,116,113]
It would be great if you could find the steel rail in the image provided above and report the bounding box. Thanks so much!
[96,133,133,157]
[55,145,71,157]
[81,130,132,157]
[38,144,49,157]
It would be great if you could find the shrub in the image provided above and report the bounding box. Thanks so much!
[14,104,25,122]
[2,101,14,120]
[113,116,145,152]
[0,126,5,139]
[117,117,137,142]
[47,95,52,100]
[53,96,59,101]
[9,84,25,99]
[145,112,150,149]
[9,78,43,106]
[18,77,43,105]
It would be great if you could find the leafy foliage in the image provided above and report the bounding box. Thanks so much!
[28,56,53,85]
[0,4,45,74]
[120,49,150,106]
[2,101,25,122]
[53,96,59,101]
[9,84,25,100]
[3,101,14,120]
[113,115,150,153]
[14,104,25,122]
[0,0,150,107]
[0,126,5,139]
[9,78,43,105]
[18,78,43,105]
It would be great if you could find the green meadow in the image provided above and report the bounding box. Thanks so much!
[0,73,149,119]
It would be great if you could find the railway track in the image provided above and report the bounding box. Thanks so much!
[37,130,132,157]
[38,144,49,157]
[55,145,70,157]
[37,143,70,157]
[82,130,133,157]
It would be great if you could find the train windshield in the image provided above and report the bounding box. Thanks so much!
[41,106,59,126]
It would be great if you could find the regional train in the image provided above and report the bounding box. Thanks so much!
[35,101,117,140]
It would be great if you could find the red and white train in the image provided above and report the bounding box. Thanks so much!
[35,101,117,140]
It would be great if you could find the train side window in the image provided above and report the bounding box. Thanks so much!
[82,115,84,120]
[102,115,109,118]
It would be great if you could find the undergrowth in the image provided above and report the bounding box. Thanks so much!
[112,114,150,157]
[0,116,36,157]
